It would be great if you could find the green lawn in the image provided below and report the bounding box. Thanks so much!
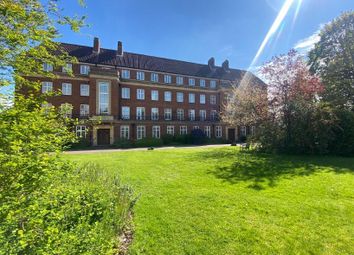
[65,147,354,255]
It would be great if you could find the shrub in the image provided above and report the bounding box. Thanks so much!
[0,163,135,255]
[191,128,208,145]
[69,137,91,150]
[113,138,135,149]
[161,134,175,145]
[134,138,163,147]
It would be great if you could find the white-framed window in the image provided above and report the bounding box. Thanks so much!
[137,71,145,81]
[166,126,174,135]
[121,106,130,120]
[177,109,184,121]
[151,90,159,101]
[62,83,72,95]
[211,110,218,121]
[177,92,184,103]
[240,126,247,136]
[188,78,195,86]
[152,126,161,139]
[41,81,53,93]
[121,69,130,79]
[210,80,217,88]
[151,107,159,120]
[164,108,172,120]
[189,93,195,103]
[216,126,222,138]
[60,103,73,118]
[188,109,195,121]
[43,63,53,72]
[180,126,188,135]
[200,94,206,104]
[164,74,171,84]
[210,95,216,104]
[251,126,256,135]
[193,126,199,130]
[176,76,183,85]
[199,110,206,121]
[80,65,90,75]
[80,84,90,96]
[121,87,130,99]
[136,107,145,120]
[76,125,87,138]
[120,125,130,139]
[151,73,159,82]
[137,125,146,140]
[62,63,72,73]
[98,82,109,114]
[41,103,53,114]
[164,91,172,102]
[80,104,89,116]
[200,79,206,87]
[137,88,145,100]
[204,126,211,138]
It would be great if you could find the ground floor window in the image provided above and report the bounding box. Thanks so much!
[180,126,188,135]
[137,125,146,140]
[152,126,161,138]
[193,126,199,130]
[204,126,211,138]
[167,125,174,135]
[240,126,247,137]
[80,104,89,116]
[76,125,87,138]
[251,126,256,135]
[120,125,130,139]
[216,126,222,138]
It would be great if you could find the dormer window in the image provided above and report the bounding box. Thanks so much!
[200,79,206,87]
[137,71,145,81]
[43,63,53,72]
[62,63,72,73]
[151,73,159,82]
[210,80,217,88]
[121,69,130,79]
[164,75,172,84]
[176,76,184,85]
[80,65,90,75]
[188,78,195,86]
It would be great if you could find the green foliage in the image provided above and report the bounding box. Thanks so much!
[0,162,134,255]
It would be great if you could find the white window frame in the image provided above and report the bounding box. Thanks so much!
[151,107,159,120]
[136,107,145,120]
[210,95,216,105]
[62,83,72,95]
[251,126,256,135]
[200,79,206,87]
[240,126,247,136]
[137,71,145,81]
[177,92,184,103]
[177,109,184,121]
[121,106,130,120]
[210,80,217,88]
[200,94,206,104]
[164,108,172,120]
[151,90,159,101]
[189,93,195,103]
[80,104,89,116]
[199,110,206,121]
[211,110,218,121]
[121,69,130,79]
[62,63,72,73]
[152,126,161,139]
[137,125,146,140]
[98,82,109,115]
[151,73,159,82]
[76,125,87,138]
[137,88,145,100]
[166,126,174,135]
[164,74,171,84]
[188,78,195,86]
[43,63,53,72]
[164,91,172,102]
[176,76,183,85]
[204,126,211,138]
[188,109,195,121]
[180,126,188,135]
[80,65,90,75]
[80,84,90,96]
[120,125,130,140]
[60,103,73,118]
[42,81,53,93]
[216,126,222,138]
[121,87,130,99]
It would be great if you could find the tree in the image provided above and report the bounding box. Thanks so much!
[309,11,354,110]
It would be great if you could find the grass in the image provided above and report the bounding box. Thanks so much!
[65,147,354,255]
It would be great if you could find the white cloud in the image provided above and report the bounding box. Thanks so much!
[293,23,326,54]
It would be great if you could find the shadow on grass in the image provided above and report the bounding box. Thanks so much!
[194,149,354,190]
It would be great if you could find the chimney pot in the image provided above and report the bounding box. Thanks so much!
[222,60,229,71]
[93,37,100,54]
[208,57,215,70]
[117,41,123,56]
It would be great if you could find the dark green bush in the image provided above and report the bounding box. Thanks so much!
[68,137,91,150]
[113,138,135,148]
[161,134,175,145]
[0,163,134,255]
[191,129,208,145]
[134,137,163,147]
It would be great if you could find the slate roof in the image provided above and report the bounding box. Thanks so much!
[58,42,262,83]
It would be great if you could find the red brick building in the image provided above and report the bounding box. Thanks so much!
[35,38,263,146]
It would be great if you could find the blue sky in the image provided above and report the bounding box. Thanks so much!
[57,0,354,70]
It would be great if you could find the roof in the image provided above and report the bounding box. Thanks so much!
[58,42,263,84]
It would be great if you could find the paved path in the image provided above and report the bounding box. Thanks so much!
[65,144,231,154]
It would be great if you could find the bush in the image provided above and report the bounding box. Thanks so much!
[191,128,208,145]
[161,134,175,145]
[113,138,135,149]
[134,137,163,147]
[0,163,135,255]
[68,138,91,150]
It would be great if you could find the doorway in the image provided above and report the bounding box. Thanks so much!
[97,129,110,145]
[228,128,236,143]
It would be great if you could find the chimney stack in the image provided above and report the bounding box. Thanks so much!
[208,57,215,70]
[117,41,123,56]
[93,37,100,54]
[222,60,229,71]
